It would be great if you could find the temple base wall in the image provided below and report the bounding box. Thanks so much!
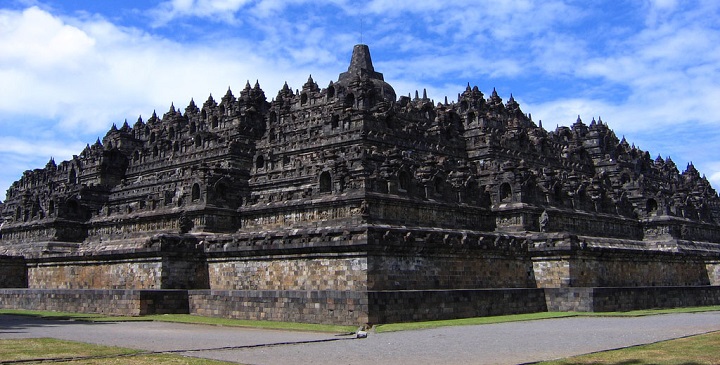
[26,253,208,290]
[367,288,547,324]
[207,256,367,291]
[0,289,189,316]
[0,256,27,288]
[532,252,711,288]
[28,259,165,289]
[368,254,534,290]
[544,286,720,312]
[4,231,720,324]
[706,261,720,285]
[189,290,368,325]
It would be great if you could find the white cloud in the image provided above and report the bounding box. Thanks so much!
[0,5,341,200]
[0,6,334,134]
[0,136,83,159]
[151,0,253,25]
[0,7,95,69]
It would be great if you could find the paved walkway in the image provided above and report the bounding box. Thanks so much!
[2,312,720,364]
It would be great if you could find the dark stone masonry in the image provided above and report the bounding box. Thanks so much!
[2,44,720,325]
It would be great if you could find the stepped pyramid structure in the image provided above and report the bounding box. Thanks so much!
[2,45,720,325]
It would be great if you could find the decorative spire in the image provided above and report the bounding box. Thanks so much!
[186,99,199,115]
[338,44,384,83]
[45,157,57,170]
[222,87,235,104]
[204,93,216,108]
[303,74,319,91]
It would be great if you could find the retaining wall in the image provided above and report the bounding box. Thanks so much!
[0,256,27,288]
[0,289,189,316]
[367,288,548,324]
[188,289,368,325]
[544,286,720,312]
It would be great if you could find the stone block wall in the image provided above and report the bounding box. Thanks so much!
[541,209,643,240]
[545,286,720,312]
[543,287,593,312]
[161,257,210,289]
[28,259,165,289]
[367,288,548,324]
[368,254,535,290]
[206,256,367,291]
[0,289,189,316]
[189,289,368,325]
[532,258,571,288]
[369,199,494,231]
[705,261,720,285]
[27,251,208,290]
[590,286,720,311]
[533,252,711,288]
[0,256,27,288]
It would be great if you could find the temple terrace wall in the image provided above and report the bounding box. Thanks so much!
[0,289,189,316]
[0,256,27,288]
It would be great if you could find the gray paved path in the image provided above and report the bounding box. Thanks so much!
[2,312,720,364]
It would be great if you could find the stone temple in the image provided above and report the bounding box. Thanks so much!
[2,44,720,325]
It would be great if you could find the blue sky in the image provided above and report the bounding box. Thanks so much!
[1,0,720,201]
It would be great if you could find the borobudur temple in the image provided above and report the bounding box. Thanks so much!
[2,44,720,325]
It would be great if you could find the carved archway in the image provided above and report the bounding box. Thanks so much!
[499,182,512,203]
[319,171,332,193]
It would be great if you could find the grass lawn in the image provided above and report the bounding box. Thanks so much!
[2,309,720,364]
[3,306,720,334]
[536,330,720,365]
[374,305,720,332]
[3,331,720,365]
[0,338,234,364]
[0,309,357,334]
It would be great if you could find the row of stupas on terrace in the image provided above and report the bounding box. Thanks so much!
[1,45,719,325]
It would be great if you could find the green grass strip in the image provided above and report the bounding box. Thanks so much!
[537,330,720,364]
[374,312,579,333]
[0,338,236,364]
[0,309,356,334]
[3,305,720,334]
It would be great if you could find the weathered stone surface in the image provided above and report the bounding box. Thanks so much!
[189,289,368,325]
[1,44,720,324]
[544,286,720,312]
[0,256,27,288]
[0,289,189,316]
